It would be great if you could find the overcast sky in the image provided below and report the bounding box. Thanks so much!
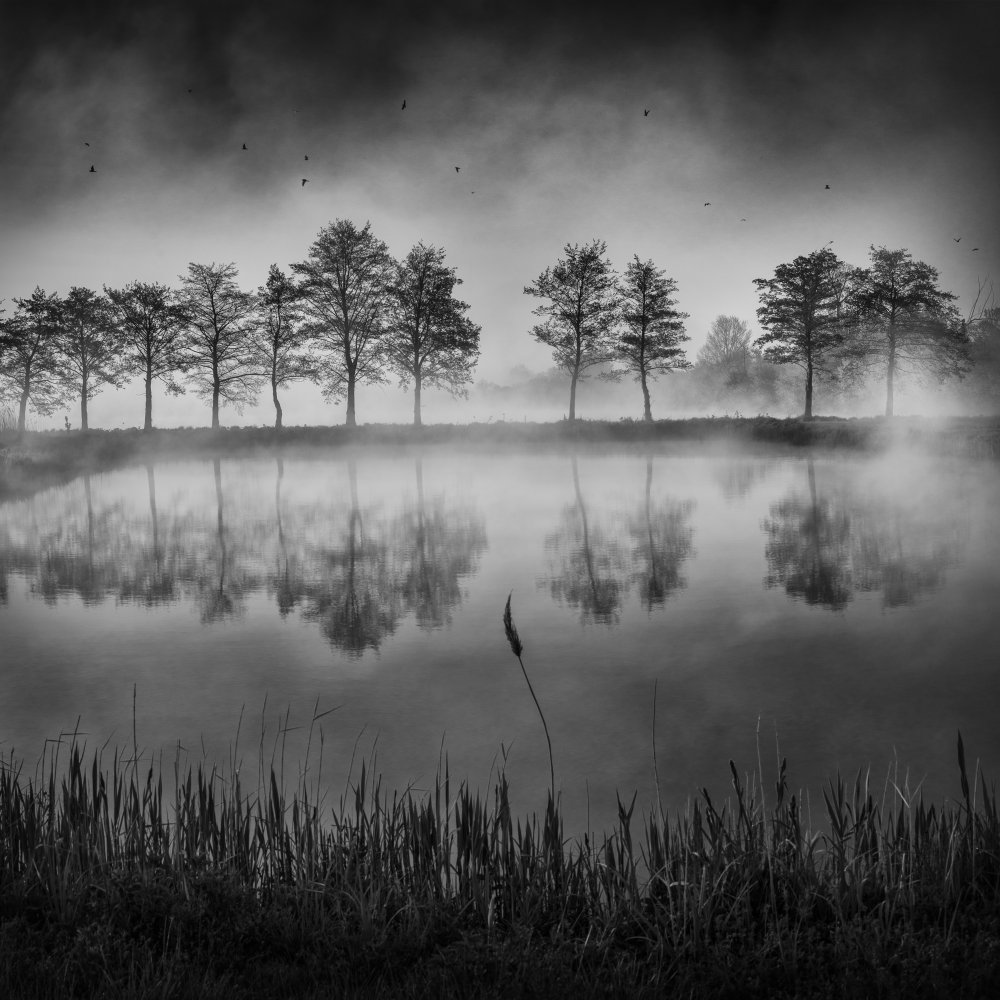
[1,0,997,427]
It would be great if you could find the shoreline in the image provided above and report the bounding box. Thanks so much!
[2,415,999,502]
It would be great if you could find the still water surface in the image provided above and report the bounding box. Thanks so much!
[1,446,998,837]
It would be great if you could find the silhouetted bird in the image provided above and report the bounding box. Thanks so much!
[401,99,406,110]
[644,109,649,116]
[954,237,961,243]
[89,165,95,172]
[455,166,460,172]
[304,155,309,160]
[84,141,89,147]
[302,178,309,186]
[704,202,711,206]
[972,248,980,252]
[740,218,747,222]
[825,184,830,189]
[242,143,247,150]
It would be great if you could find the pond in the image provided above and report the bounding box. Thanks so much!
[1,444,998,838]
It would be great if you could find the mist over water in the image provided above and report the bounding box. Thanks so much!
[1,445,997,837]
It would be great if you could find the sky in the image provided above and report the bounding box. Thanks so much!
[1,0,998,428]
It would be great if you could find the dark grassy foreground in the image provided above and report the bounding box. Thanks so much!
[1,732,999,999]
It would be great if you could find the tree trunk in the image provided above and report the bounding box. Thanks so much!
[272,375,283,429]
[346,375,357,427]
[413,375,422,427]
[17,385,29,434]
[144,368,153,431]
[640,371,652,421]
[81,366,89,432]
[804,358,814,420]
[885,336,896,417]
[568,371,578,421]
[211,368,220,430]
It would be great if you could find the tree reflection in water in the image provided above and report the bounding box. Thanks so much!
[301,460,401,655]
[763,459,853,609]
[628,458,695,612]
[763,458,964,610]
[543,456,694,624]
[392,458,487,629]
[544,456,628,625]
[117,462,177,606]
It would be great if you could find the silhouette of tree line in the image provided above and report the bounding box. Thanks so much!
[4,228,988,433]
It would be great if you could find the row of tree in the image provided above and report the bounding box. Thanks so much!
[0,220,481,432]
[531,240,982,420]
[2,222,995,430]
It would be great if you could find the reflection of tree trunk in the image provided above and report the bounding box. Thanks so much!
[214,457,226,599]
[807,457,820,569]
[415,457,429,600]
[346,459,359,619]
[643,458,659,609]
[275,457,285,555]
[84,472,94,582]
[571,456,599,609]
[147,462,160,567]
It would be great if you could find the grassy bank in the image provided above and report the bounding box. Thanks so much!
[1,726,998,999]
[2,415,999,501]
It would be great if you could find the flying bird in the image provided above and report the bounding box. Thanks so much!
[455,166,461,173]
[242,143,247,150]
[89,165,95,172]
[972,248,980,252]
[953,237,961,243]
[302,179,309,186]
[644,109,649,116]
[825,184,830,189]
[740,218,747,222]
[704,202,711,206]
[304,155,309,160]
[83,141,90,147]
[401,99,406,110]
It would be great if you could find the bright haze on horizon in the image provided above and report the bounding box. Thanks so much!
[1,1,997,428]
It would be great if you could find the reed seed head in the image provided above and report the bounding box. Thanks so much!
[503,592,523,657]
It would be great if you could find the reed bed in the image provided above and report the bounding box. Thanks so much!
[1,718,998,998]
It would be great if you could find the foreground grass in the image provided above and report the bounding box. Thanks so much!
[3,415,999,502]
[1,729,998,999]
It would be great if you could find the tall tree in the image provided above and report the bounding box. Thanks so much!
[697,315,755,372]
[848,246,966,416]
[291,219,395,427]
[179,262,263,429]
[524,239,618,421]
[615,255,689,421]
[0,287,67,433]
[253,264,315,430]
[753,248,849,419]
[56,287,123,431]
[105,281,187,431]
[386,243,481,426]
